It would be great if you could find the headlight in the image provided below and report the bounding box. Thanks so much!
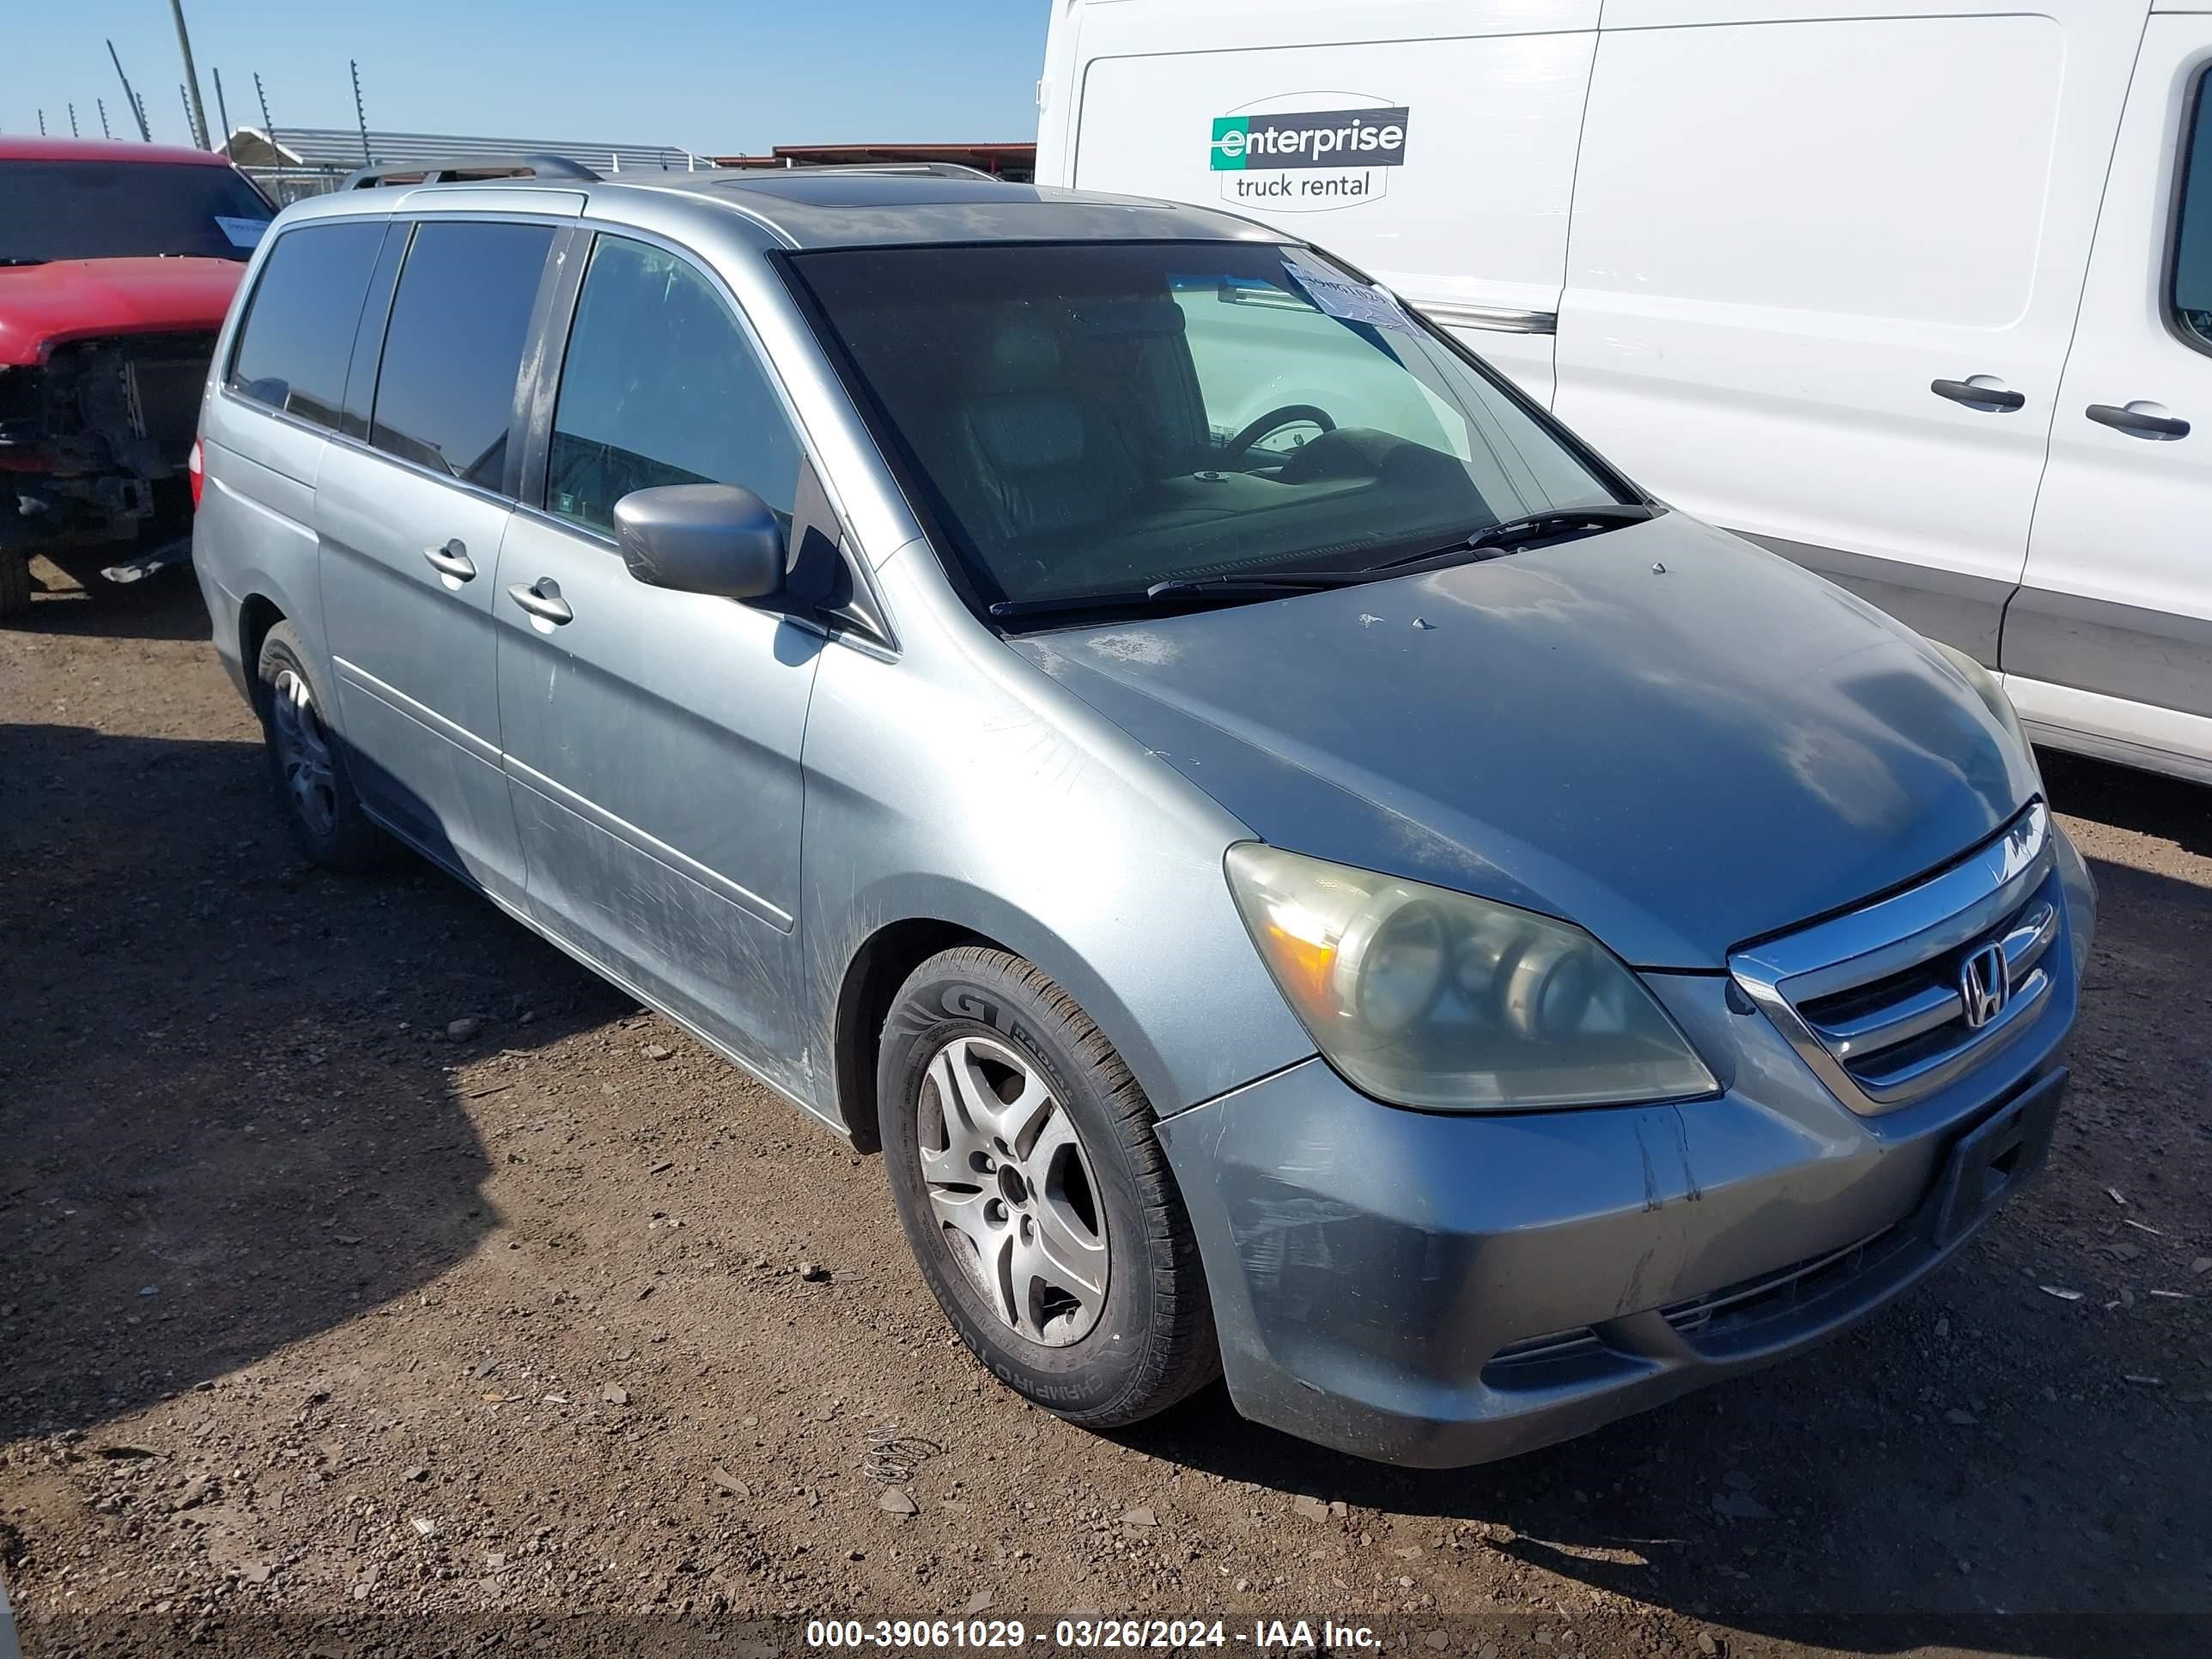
[1225,844,1719,1111]
[1932,641,2035,766]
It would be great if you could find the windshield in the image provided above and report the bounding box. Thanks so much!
[0,161,274,264]
[786,240,1627,617]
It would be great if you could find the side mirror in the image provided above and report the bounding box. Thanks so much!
[612,483,785,602]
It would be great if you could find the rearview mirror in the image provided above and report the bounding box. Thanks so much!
[612,483,785,602]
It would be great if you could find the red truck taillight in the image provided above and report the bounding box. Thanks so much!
[188,438,204,511]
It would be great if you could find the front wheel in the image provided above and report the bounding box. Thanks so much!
[878,946,1219,1427]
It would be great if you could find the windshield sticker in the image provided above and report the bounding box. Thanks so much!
[1285,264,1412,332]
[215,216,268,250]
[1210,96,1408,213]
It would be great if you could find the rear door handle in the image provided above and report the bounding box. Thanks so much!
[422,538,477,581]
[507,579,574,625]
[2086,403,2191,440]
[1931,379,2027,412]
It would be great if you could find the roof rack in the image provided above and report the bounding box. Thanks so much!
[341,154,602,190]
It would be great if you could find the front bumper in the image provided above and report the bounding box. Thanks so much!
[1158,860,2086,1468]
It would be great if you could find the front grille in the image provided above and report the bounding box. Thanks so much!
[1731,805,2060,1115]
[1662,1227,1902,1341]
[1486,1327,1604,1370]
[45,332,217,469]
[123,349,213,455]
[1484,1225,1907,1382]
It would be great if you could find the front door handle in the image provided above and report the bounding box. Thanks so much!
[1931,378,2027,412]
[2086,402,2191,440]
[422,538,477,581]
[507,578,574,625]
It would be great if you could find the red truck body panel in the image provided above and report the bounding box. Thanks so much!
[0,138,269,587]
[0,256,247,367]
[1,137,261,362]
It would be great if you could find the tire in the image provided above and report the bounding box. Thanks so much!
[254,621,389,872]
[0,550,31,620]
[878,946,1219,1427]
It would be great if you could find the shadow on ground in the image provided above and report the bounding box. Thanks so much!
[0,719,629,1443]
[7,552,213,643]
[2042,746,2212,859]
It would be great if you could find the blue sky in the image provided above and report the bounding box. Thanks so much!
[2,1,1054,155]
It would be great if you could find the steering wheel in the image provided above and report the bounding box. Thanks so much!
[1226,404,1336,460]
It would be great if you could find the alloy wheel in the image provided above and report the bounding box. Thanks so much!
[269,666,338,839]
[916,1033,1110,1346]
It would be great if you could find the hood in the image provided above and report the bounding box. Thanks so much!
[1012,514,2039,969]
[0,258,245,366]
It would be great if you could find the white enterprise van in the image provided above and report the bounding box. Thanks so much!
[1037,1,2212,786]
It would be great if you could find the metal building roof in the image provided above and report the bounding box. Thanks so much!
[713,143,1036,180]
[224,126,699,174]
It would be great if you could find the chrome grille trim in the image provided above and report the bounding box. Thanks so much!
[1730,805,2059,1116]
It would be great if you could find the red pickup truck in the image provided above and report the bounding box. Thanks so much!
[1,137,275,618]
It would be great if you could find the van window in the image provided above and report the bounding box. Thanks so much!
[2172,76,2212,354]
[545,235,801,534]
[370,221,554,489]
[227,222,386,430]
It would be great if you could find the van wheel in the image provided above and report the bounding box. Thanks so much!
[878,946,1219,1427]
[0,550,31,619]
[255,621,388,872]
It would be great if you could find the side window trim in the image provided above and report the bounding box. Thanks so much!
[222,217,390,432]
[513,222,896,648]
[337,222,410,441]
[363,212,570,503]
[2166,60,2212,360]
[514,225,597,525]
[523,225,831,526]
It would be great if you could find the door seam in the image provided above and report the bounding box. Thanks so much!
[2006,5,2160,670]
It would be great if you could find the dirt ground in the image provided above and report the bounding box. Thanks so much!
[3,558,2209,1659]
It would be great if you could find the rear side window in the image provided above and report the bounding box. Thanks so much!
[371,221,555,489]
[2172,76,2212,354]
[227,222,386,431]
[545,234,802,534]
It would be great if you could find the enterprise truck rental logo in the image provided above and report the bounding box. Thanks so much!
[1210,95,1408,211]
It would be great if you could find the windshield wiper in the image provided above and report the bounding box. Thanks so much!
[989,570,1371,623]
[1148,570,1377,598]
[987,507,1659,625]
[1369,503,1661,574]
[1,258,52,268]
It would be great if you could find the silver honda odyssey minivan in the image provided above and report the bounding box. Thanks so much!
[191,162,2095,1467]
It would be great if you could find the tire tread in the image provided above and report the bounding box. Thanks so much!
[889,945,1220,1429]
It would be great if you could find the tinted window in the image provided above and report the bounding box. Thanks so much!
[227,222,386,430]
[371,221,554,488]
[547,235,801,534]
[2173,78,2212,353]
[788,241,1617,611]
[0,161,272,263]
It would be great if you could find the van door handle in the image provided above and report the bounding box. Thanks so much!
[2086,403,2191,440]
[507,579,574,625]
[1931,379,2027,412]
[422,539,477,580]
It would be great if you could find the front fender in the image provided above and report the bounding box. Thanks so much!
[794,574,1316,1128]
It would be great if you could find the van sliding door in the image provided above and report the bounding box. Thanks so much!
[1553,1,2147,662]
[2004,15,2212,781]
